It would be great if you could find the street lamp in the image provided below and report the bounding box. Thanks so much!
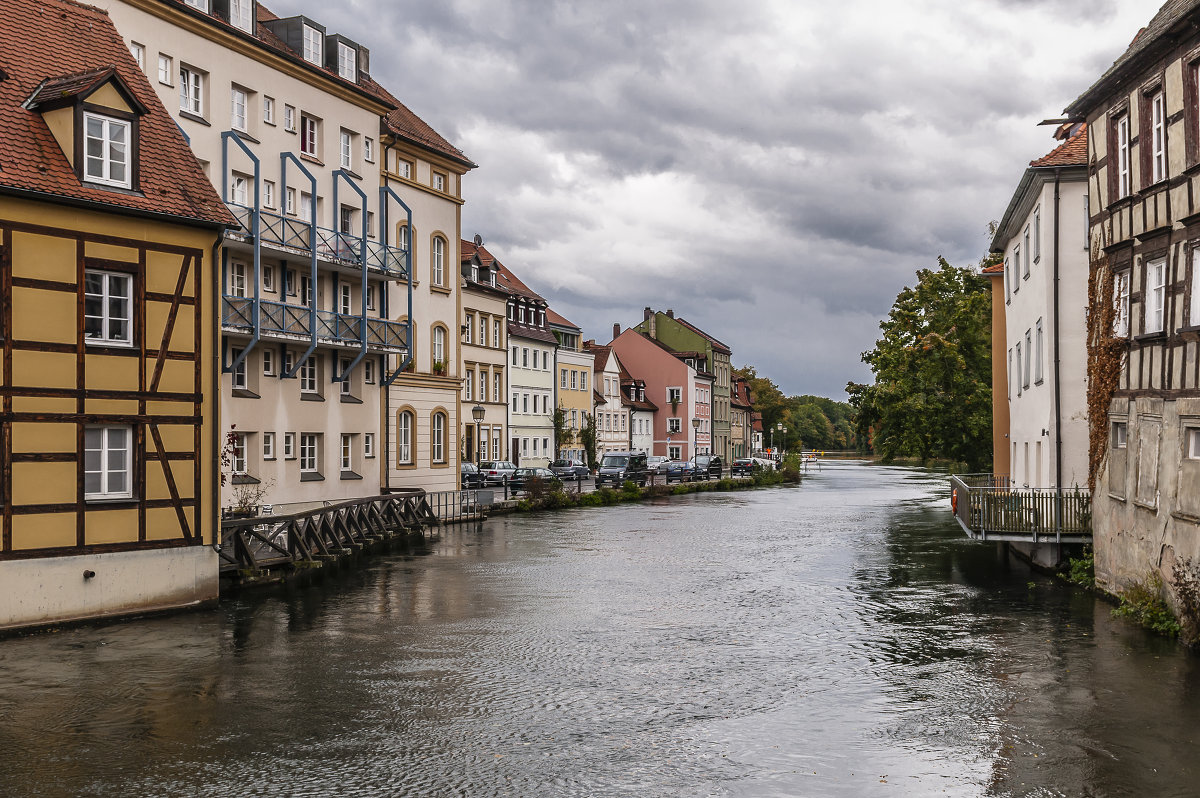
[692,417,701,462]
[471,403,485,465]
[781,426,788,458]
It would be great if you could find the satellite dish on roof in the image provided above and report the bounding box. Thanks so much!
[473,234,483,246]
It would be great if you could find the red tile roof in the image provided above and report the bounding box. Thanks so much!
[586,343,611,373]
[546,307,579,330]
[1029,124,1087,168]
[982,263,1005,274]
[0,0,232,227]
[27,66,132,108]
[493,260,544,302]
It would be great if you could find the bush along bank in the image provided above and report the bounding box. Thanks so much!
[512,460,802,513]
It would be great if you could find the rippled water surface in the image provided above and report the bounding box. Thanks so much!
[2,461,1199,797]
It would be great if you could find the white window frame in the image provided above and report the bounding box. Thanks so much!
[85,425,133,500]
[283,432,295,459]
[229,0,253,32]
[263,432,276,460]
[365,433,375,459]
[1015,342,1023,397]
[339,358,352,396]
[299,433,319,473]
[432,413,446,463]
[1152,91,1167,184]
[1112,421,1128,449]
[1114,269,1131,337]
[341,434,353,471]
[668,418,682,434]
[230,173,248,206]
[1033,206,1041,262]
[433,326,446,365]
[340,129,352,169]
[432,172,446,192]
[84,269,133,346]
[302,24,323,65]
[229,261,247,297]
[340,284,352,315]
[1035,318,1044,384]
[230,86,247,132]
[82,113,132,189]
[179,66,203,116]
[183,0,209,10]
[301,114,319,157]
[464,370,473,401]
[286,187,297,216]
[364,359,375,384]
[158,54,173,86]
[1186,428,1200,460]
[1022,227,1031,278]
[283,104,296,132]
[432,237,445,286]
[263,180,275,209]
[299,357,317,394]
[129,42,145,71]
[1117,114,1131,199]
[366,285,376,312]
[263,95,275,125]
[1147,257,1167,334]
[231,347,247,390]
[364,137,375,163]
[262,348,275,376]
[338,42,357,81]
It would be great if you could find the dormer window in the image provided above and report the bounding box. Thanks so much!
[302,24,323,64]
[229,0,254,33]
[184,0,210,11]
[338,42,357,81]
[84,113,131,189]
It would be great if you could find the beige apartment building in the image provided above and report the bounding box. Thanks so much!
[378,99,475,492]
[549,310,593,463]
[100,0,402,511]
[460,239,510,464]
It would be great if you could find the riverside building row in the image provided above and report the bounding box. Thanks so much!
[977,0,1200,609]
[0,0,759,631]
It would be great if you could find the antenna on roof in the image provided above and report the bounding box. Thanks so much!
[473,234,483,246]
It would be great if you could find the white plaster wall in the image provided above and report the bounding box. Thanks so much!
[0,547,217,632]
[508,333,555,467]
[631,409,654,454]
[597,354,627,454]
[388,382,459,492]
[1002,176,1090,489]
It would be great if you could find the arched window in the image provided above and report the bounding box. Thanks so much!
[397,223,410,253]
[432,325,446,368]
[397,409,413,464]
[431,411,446,463]
[431,236,445,286]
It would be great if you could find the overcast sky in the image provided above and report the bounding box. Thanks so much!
[275,0,1160,398]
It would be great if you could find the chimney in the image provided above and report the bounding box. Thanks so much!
[613,323,621,341]
[643,306,652,321]
[666,309,674,318]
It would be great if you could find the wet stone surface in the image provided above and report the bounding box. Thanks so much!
[1,461,1198,797]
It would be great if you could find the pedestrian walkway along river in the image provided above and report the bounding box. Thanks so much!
[1,461,1197,797]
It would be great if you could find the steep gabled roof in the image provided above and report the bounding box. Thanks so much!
[1029,124,1088,168]
[546,307,580,330]
[494,260,545,302]
[586,343,611,373]
[1065,2,1200,117]
[0,0,232,227]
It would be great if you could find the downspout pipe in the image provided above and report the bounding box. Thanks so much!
[220,131,260,374]
[380,184,414,386]
[209,235,222,541]
[280,152,319,379]
[1053,168,1064,541]
[331,170,370,378]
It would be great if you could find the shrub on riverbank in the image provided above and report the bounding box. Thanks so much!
[1060,547,1095,589]
[509,469,798,513]
[1112,572,1181,638]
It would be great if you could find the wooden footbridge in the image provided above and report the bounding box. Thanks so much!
[218,489,491,587]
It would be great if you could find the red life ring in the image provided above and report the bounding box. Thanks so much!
[951,488,958,513]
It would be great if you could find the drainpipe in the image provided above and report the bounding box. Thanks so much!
[210,234,223,542]
[1053,168,1063,541]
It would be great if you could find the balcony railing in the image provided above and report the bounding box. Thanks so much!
[222,296,408,352]
[225,202,407,279]
[949,474,1091,543]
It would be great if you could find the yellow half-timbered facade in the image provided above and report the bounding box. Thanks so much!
[0,0,231,631]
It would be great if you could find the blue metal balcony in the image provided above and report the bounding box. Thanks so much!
[222,296,408,353]
[225,202,408,280]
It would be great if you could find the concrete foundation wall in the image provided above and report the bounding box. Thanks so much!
[0,546,218,632]
[1094,396,1200,595]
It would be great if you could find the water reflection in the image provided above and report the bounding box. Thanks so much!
[0,462,1196,797]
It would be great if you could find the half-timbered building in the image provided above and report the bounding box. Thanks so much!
[0,0,232,630]
[1066,0,1200,597]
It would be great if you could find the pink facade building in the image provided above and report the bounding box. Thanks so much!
[610,328,713,460]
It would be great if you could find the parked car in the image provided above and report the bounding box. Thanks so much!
[692,455,723,480]
[647,455,670,471]
[478,460,518,486]
[509,467,562,492]
[460,462,487,489]
[596,451,650,487]
[656,459,695,483]
[731,457,757,476]
[751,457,776,471]
[550,458,590,478]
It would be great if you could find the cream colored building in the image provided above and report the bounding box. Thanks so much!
[460,239,509,464]
[100,0,402,511]
[495,262,556,467]
[379,104,475,492]
[549,310,593,462]
[587,342,631,455]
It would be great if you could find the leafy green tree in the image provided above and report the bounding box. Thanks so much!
[849,257,991,469]
[580,412,598,471]
[552,404,574,459]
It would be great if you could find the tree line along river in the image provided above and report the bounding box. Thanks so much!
[0,460,1196,797]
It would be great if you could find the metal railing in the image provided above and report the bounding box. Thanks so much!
[423,489,493,523]
[950,474,1091,543]
[226,202,408,280]
[222,296,407,351]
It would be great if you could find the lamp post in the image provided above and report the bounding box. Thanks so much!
[471,403,485,466]
[781,425,788,459]
[692,417,701,463]
[775,422,782,461]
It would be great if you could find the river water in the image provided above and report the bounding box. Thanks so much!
[1,461,1197,797]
